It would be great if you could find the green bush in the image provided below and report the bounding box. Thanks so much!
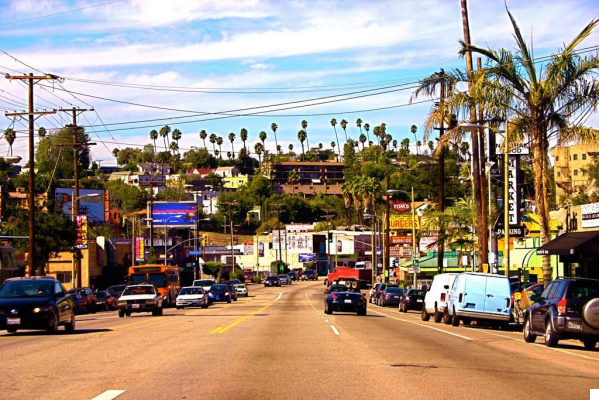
[252,275,261,284]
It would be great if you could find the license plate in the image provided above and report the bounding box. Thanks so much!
[393,296,399,298]
[417,299,423,303]
[567,321,582,330]
[344,299,352,304]
[132,304,140,309]
[7,318,19,325]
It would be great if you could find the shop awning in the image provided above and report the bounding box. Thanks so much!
[536,231,599,256]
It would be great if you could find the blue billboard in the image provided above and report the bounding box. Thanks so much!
[151,202,197,227]
[298,253,317,262]
[55,188,106,222]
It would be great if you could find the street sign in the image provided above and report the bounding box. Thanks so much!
[495,142,530,155]
[389,214,420,230]
[494,225,526,237]
[391,236,412,245]
[189,250,202,255]
[390,201,411,212]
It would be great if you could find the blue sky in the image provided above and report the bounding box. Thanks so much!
[0,0,597,166]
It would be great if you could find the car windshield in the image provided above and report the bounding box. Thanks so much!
[278,275,288,279]
[267,277,278,281]
[211,284,227,291]
[409,290,425,296]
[566,280,599,299]
[179,288,203,295]
[147,273,167,288]
[95,292,107,299]
[236,284,245,288]
[0,280,54,298]
[331,285,348,292]
[194,280,214,287]
[229,280,241,284]
[109,285,126,291]
[386,288,404,294]
[122,286,155,296]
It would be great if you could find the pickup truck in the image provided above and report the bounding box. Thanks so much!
[325,267,372,290]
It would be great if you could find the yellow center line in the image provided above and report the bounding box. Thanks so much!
[112,317,165,330]
[212,304,272,334]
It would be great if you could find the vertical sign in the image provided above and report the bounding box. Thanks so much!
[258,242,265,257]
[135,237,145,261]
[75,215,88,249]
[507,156,521,226]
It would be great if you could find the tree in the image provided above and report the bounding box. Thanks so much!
[363,123,370,146]
[461,10,599,284]
[359,134,367,150]
[288,143,294,153]
[171,128,182,151]
[112,148,119,163]
[169,141,179,155]
[199,129,208,149]
[330,141,336,160]
[340,119,348,141]
[149,129,158,153]
[301,120,309,153]
[209,133,217,155]
[203,261,221,278]
[240,128,248,152]
[330,119,340,161]
[216,136,224,158]
[271,123,279,154]
[35,127,91,179]
[159,125,171,151]
[356,118,364,141]
[411,125,419,155]
[288,169,299,194]
[4,127,15,156]
[259,131,267,149]
[38,127,46,138]
[276,144,281,155]
[183,147,217,168]
[254,142,264,164]
[228,132,236,158]
[297,129,307,159]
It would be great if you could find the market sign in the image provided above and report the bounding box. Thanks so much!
[389,214,420,230]
[581,202,599,228]
[391,236,412,245]
[75,215,88,249]
[135,237,145,262]
[391,201,411,212]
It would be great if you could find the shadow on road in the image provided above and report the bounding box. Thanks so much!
[3,328,112,336]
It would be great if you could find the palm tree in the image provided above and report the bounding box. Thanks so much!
[227,151,232,159]
[372,126,380,148]
[170,141,179,154]
[288,169,299,194]
[149,129,158,153]
[276,144,281,155]
[340,119,348,141]
[215,149,220,158]
[301,120,309,153]
[259,131,267,150]
[271,123,279,154]
[38,127,46,138]
[240,128,248,152]
[358,134,367,150]
[4,127,15,156]
[159,125,171,151]
[363,123,370,145]
[330,141,337,161]
[330,118,341,161]
[318,143,323,151]
[461,11,599,283]
[392,139,398,151]
[209,133,217,155]
[112,148,119,162]
[254,142,264,164]
[228,132,236,158]
[356,118,363,140]
[171,129,182,150]
[288,143,294,154]
[297,130,307,159]
[199,129,208,149]
[411,125,419,155]
[216,136,224,158]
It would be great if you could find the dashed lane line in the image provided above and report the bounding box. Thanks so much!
[330,325,340,335]
[211,304,272,334]
[91,390,125,400]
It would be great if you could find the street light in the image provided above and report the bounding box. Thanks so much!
[364,212,378,285]
[70,193,100,289]
[163,215,183,265]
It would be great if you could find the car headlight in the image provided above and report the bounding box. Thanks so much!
[33,306,53,313]
[209,293,214,298]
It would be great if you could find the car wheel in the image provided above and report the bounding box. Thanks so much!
[443,309,452,325]
[583,339,597,350]
[234,297,237,302]
[523,315,537,343]
[462,318,472,326]
[451,308,460,327]
[433,307,442,323]
[125,311,131,317]
[7,327,17,333]
[421,308,430,321]
[325,305,332,315]
[65,311,76,333]
[227,299,231,303]
[545,319,559,347]
[118,310,125,318]
[46,311,59,334]
[357,308,366,316]
[245,293,249,297]
[176,306,180,310]
[158,307,164,316]
[91,303,96,314]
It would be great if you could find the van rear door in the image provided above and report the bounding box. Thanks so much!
[461,274,487,313]
[483,276,510,316]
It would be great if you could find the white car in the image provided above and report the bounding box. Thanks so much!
[421,273,457,323]
[176,286,209,309]
[117,284,164,317]
[193,279,216,292]
[233,284,249,297]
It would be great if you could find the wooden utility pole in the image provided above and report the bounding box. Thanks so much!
[5,73,58,277]
[321,208,335,275]
[477,58,489,269]
[437,71,446,274]
[270,203,285,273]
[220,201,237,279]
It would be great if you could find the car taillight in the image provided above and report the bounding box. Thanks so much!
[406,298,410,302]
[331,294,338,299]
[359,296,365,301]
[557,299,567,314]
[385,294,391,299]
[441,293,446,302]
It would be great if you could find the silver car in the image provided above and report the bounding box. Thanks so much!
[278,274,291,285]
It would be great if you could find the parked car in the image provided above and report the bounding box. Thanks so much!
[373,283,398,305]
[234,283,249,297]
[369,283,382,303]
[524,277,599,349]
[107,284,127,299]
[208,284,232,303]
[68,287,97,314]
[226,284,239,302]
[325,284,348,295]
[176,287,209,309]
[421,273,458,323]
[324,287,367,315]
[71,292,89,315]
[446,272,512,328]
[287,272,299,281]
[0,277,76,334]
[117,284,164,317]
[95,290,117,311]
[302,269,318,281]
[378,286,404,307]
[399,289,426,312]
[193,279,216,292]
[229,279,243,286]
[264,276,281,287]
[278,274,292,285]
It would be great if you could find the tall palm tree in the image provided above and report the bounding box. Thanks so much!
[112,148,119,162]
[38,127,46,138]
[254,142,264,164]
[149,129,158,153]
[288,143,294,154]
[276,144,281,155]
[240,128,248,152]
[330,118,341,161]
[259,131,267,150]
[4,127,15,156]
[228,132,236,158]
[288,169,299,194]
[356,118,363,141]
[392,139,398,151]
[363,123,370,145]
[159,125,171,151]
[297,129,307,159]
[169,141,179,154]
[372,126,380,148]
[359,134,367,150]
[171,129,182,154]
[209,133,217,155]
[271,123,279,154]
[461,11,599,283]
[330,141,337,162]
[301,120,309,153]
[216,136,224,158]
[411,125,419,155]
[199,129,208,149]
[340,119,348,141]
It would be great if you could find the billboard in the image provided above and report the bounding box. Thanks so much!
[299,253,316,262]
[56,188,106,222]
[135,237,145,262]
[75,215,88,249]
[389,214,420,230]
[151,202,197,227]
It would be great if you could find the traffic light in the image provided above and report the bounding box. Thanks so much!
[202,234,208,246]
[328,232,333,243]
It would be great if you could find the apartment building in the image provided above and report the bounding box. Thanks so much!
[553,143,599,205]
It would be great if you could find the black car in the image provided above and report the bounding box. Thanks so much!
[399,289,426,312]
[325,284,348,295]
[95,290,117,311]
[226,284,238,302]
[524,277,599,349]
[287,272,299,281]
[0,277,76,334]
[209,284,232,303]
[302,269,318,281]
[324,288,367,315]
[68,287,97,314]
[373,283,398,305]
[108,284,127,299]
[378,286,404,307]
[264,276,281,287]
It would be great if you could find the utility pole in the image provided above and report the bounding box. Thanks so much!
[271,202,285,274]
[384,174,391,283]
[220,201,237,279]
[5,73,58,277]
[322,208,334,275]
[477,57,489,270]
[437,70,446,274]
[57,107,95,287]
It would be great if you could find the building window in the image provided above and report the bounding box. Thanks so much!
[557,172,561,177]
[573,154,578,160]
[574,169,578,176]
[583,154,587,160]
[555,156,559,162]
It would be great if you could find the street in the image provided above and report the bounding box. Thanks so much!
[1,280,598,400]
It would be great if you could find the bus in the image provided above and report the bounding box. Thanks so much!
[127,264,180,306]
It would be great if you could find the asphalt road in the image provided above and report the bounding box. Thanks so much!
[1,280,598,400]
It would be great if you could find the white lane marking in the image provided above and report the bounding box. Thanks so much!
[275,293,282,302]
[324,319,329,323]
[330,325,340,335]
[370,309,473,341]
[92,390,126,400]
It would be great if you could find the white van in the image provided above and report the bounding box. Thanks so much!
[421,273,457,323]
[192,279,216,292]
